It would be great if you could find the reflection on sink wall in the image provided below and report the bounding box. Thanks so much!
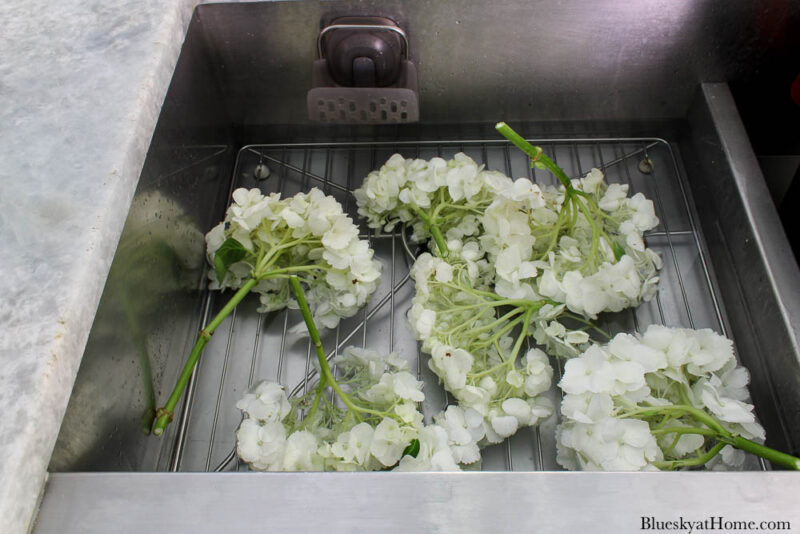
[50,12,235,471]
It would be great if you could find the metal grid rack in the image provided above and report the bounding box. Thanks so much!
[167,137,760,472]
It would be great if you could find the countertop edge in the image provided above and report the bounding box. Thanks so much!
[0,2,197,533]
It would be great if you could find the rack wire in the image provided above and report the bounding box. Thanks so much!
[167,137,762,472]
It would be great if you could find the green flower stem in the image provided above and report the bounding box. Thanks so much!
[437,203,487,215]
[439,282,509,301]
[287,277,386,421]
[496,122,621,268]
[570,192,619,267]
[471,316,526,348]
[153,277,259,435]
[495,122,572,189]
[469,310,533,381]
[446,299,526,312]
[408,205,449,258]
[653,413,680,430]
[430,190,448,220]
[677,384,693,407]
[622,404,800,470]
[428,225,450,259]
[572,194,602,255]
[621,404,728,435]
[469,361,512,381]
[651,426,718,438]
[303,379,327,429]
[257,264,329,280]
[153,232,346,436]
[450,307,525,337]
[254,233,323,273]
[508,309,533,362]
[724,436,800,471]
[654,442,727,470]
[255,238,287,273]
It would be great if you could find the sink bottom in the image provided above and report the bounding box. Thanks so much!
[170,137,757,472]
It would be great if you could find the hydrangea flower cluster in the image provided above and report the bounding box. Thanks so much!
[350,126,799,470]
[483,168,662,319]
[236,348,424,471]
[353,143,662,444]
[354,150,660,359]
[354,153,498,252]
[556,325,771,471]
[207,187,381,328]
[408,252,556,442]
[153,189,382,435]
[236,347,482,471]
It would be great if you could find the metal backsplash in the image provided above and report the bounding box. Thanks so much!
[192,0,798,129]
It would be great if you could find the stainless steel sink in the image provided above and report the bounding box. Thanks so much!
[36,2,800,532]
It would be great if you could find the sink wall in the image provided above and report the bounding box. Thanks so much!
[50,11,235,471]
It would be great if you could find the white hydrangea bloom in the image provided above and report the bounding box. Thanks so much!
[489,415,519,439]
[693,379,757,425]
[560,345,647,396]
[236,419,287,471]
[356,152,480,233]
[206,188,382,329]
[429,343,474,391]
[522,348,554,397]
[235,382,291,422]
[370,418,414,467]
[481,168,661,319]
[330,423,374,467]
[433,405,484,465]
[361,371,425,404]
[656,421,706,458]
[395,425,461,471]
[357,156,665,451]
[355,152,545,254]
[407,251,557,440]
[236,348,471,472]
[556,326,766,471]
[280,431,321,471]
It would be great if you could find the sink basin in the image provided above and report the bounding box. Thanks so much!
[37,2,800,532]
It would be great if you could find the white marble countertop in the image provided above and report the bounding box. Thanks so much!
[0,1,202,531]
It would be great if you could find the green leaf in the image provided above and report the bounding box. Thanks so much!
[612,240,626,261]
[402,438,421,458]
[214,238,248,282]
[533,161,547,170]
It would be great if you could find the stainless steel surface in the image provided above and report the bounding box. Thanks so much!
[34,472,800,534]
[192,1,799,127]
[39,0,800,530]
[47,0,800,507]
[165,136,760,473]
[680,84,800,457]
